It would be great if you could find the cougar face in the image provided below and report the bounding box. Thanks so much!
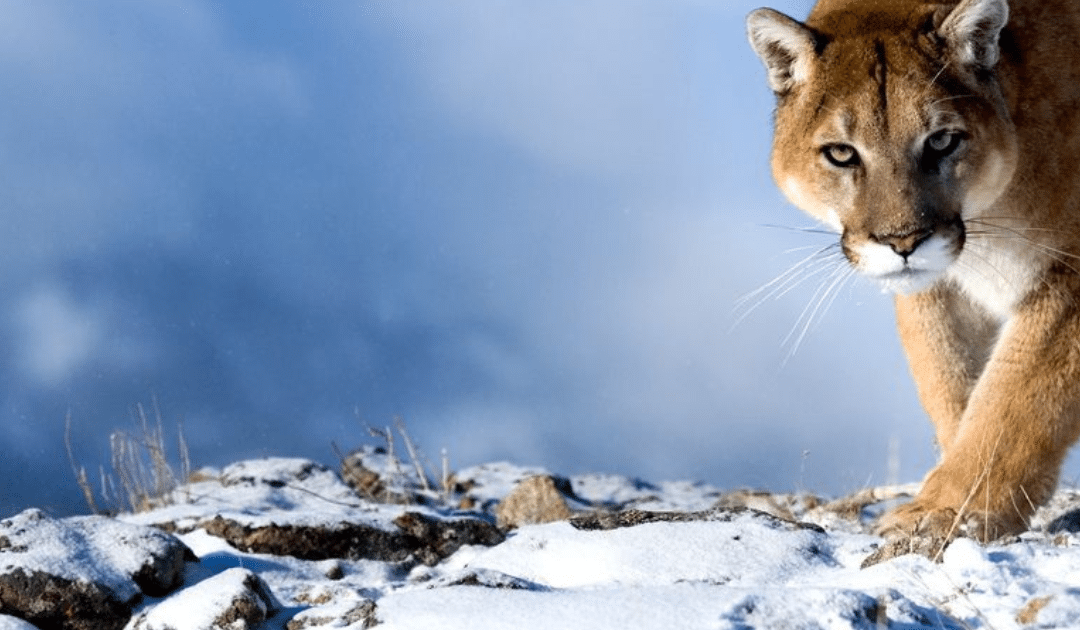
[759,8,1018,294]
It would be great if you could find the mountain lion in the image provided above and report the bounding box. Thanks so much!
[747,0,1080,541]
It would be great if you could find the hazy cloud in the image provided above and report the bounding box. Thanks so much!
[15,287,102,386]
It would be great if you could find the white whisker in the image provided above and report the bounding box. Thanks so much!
[732,243,843,330]
[758,223,840,237]
[783,244,834,255]
[782,262,854,362]
[929,60,951,87]
[966,218,1080,286]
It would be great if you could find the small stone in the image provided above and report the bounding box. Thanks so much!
[286,600,377,630]
[323,561,345,580]
[343,601,378,628]
[861,535,952,568]
[495,476,574,529]
[1016,595,1053,625]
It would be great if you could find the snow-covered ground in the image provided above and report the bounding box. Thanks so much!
[7,453,1080,629]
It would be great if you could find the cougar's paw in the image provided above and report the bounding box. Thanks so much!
[875,501,960,540]
[875,499,1027,546]
[862,502,960,567]
[954,509,1028,543]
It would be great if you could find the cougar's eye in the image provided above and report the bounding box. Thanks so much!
[822,144,860,168]
[924,130,963,158]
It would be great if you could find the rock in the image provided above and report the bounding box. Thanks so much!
[569,506,826,534]
[286,599,377,630]
[342,601,378,628]
[392,512,504,566]
[432,569,543,591]
[715,489,823,523]
[340,455,389,501]
[0,570,130,630]
[203,511,503,566]
[1046,508,1080,533]
[860,535,952,568]
[495,476,574,529]
[339,447,428,505]
[0,509,195,630]
[128,568,279,630]
[725,589,883,629]
[1017,595,1054,626]
[202,515,409,563]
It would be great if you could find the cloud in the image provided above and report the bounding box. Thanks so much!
[14,287,103,386]
[364,0,735,180]
[346,0,927,488]
[0,0,307,275]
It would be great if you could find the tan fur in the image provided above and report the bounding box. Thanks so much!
[748,0,1080,541]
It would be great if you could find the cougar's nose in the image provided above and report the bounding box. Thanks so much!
[874,228,934,259]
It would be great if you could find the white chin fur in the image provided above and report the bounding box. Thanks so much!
[875,270,943,295]
[852,234,956,294]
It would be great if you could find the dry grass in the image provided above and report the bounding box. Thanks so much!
[66,402,192,515]
[337,414,456,506]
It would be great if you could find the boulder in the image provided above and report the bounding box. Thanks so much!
[569,505,826,533]
[0,509,194,630]
[128,568,278,630]
[286,600,377,630]
[495,476,575,529]
[203,511,503,566]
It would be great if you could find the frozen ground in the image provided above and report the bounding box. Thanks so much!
[6,453,1080,629]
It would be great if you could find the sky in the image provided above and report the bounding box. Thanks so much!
[0,0,1023,517]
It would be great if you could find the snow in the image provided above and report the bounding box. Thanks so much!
[11,456,1080,628]
[376,585,881,630]
[0,508,179,603]
[0,617,38,630]
[126,568,273,630]
[123,457,422,532]
[434,518,827,589]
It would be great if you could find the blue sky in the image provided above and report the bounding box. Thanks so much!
[0,0,988,516]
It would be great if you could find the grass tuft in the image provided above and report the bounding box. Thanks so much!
[337,413,457,507]
[66,401,192,515]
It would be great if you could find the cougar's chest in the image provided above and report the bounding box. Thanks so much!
[945,228,1045,322]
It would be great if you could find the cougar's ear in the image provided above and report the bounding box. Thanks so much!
[746,8,819,95]
[939,0,1009,69]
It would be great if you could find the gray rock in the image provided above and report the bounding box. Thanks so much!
[128,568,279,630]
[202,515,409,563]
[285,600,377,630]
[0,568,130,630]
[569,505,826,534]
[0,509,195,630]
[202,511,503,566]
[392,512,504,566]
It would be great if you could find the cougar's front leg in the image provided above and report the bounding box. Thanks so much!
[893,285,996,454]
[883,276,1080,540]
